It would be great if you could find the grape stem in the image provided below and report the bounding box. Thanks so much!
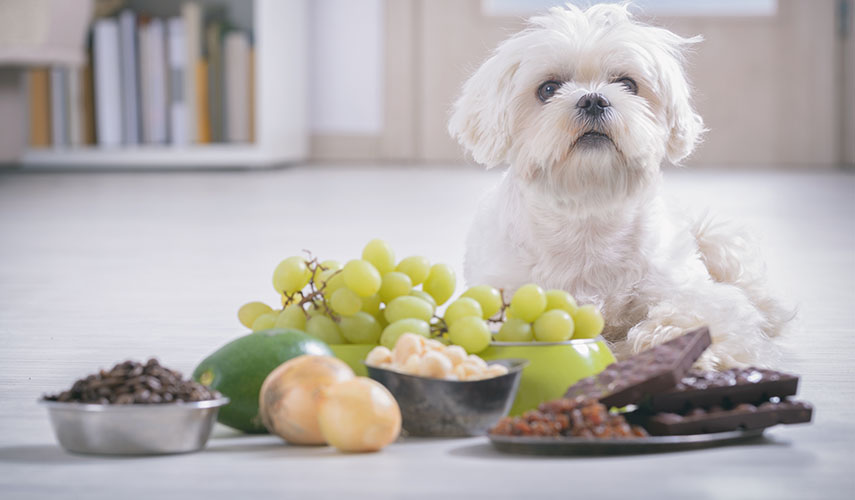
[279,253,342,323]
[430,316,449,337]
[486,287,510,324]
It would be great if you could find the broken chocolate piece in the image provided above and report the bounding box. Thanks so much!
[564,326,712,408]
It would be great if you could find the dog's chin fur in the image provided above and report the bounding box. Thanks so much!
[448,3,793,369]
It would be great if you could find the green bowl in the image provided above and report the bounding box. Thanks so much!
[329,344,376,376]
[480,337,615,416]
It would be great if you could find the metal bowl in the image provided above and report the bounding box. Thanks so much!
[366,358,527,437]
[41,397,229,455]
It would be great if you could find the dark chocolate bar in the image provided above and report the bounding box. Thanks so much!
[564,326,712,408]
[641,400,813,436]
[646,368,799,413]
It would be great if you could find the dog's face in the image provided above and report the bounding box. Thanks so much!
[449,4,704,208]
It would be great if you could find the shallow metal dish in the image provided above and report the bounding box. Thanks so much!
[41,397,229,456]
[366,358,527,437]
[488,428,765,455]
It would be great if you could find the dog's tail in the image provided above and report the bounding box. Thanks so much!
[690,211,796,339]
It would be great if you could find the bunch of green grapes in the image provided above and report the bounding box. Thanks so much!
[236,239,605,355]
[441,283,605,353]
[492,284,604,343]
[237,239,456,349]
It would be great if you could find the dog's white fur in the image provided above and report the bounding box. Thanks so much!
[448,3,792,369]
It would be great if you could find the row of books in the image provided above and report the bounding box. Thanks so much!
[29,3,254,148]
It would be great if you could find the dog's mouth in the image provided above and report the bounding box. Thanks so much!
[576,131,613,146]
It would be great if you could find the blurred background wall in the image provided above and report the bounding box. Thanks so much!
[1,0,852,168]
[314,0,854,168]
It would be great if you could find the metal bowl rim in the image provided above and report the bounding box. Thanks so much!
[489,335,606,347]
[38,396,230,412]
[364,358,529,384]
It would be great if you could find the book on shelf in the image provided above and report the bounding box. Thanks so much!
[118,10,140,145]
[205,15,225,143]
[82,55,96,145]
[49,67,67,147]
[140,17,168,144]
[67,66,84,147]
[92,18,122,147]
[196,59,211,143]
[224,30,250,143]
[167,17,188,145]
[28,68,51,148]
[249,47,255,143]
[27,1,255,150]
[182,2,202,144]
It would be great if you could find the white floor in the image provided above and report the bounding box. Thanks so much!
[0,164,853,499]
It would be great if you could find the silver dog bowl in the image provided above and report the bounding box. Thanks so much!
[366,358,527,437]
[41,397,229,455]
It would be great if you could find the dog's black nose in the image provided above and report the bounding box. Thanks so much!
[576,93,610,116]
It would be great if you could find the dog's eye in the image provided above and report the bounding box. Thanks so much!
[615,76,638,95]
[537,80,562,102]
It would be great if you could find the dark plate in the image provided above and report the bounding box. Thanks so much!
[488,428,765,455]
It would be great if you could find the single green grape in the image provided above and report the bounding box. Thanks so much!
[238,301,273,328]
[339,312,382,344]
[305,302,326,319]
[362,238,396,275]
[384,295,433,323]
[462,285,503,319]
[448,316,491,354]
[443,297,483,327]
[379,318,430,349]
[395,256,431,285]
[545,289,578,315]
[374,309,390,330]
[251,312,278,332]
[378,271,413,304]
[274,304,307,330]
[320,259,342,272]
[533,309,574,342]
[342,259,382,297]
[495,317,534,342]
[272,256,312,294]
[509,284,547,322]
[314,260,342,289]
[361,294,382,316]
[321,271,346,300]
[423,263,456,305]
[409,289,437,313]
[571,304,605,339]
[330,287,362,316]
[305,315,345,344]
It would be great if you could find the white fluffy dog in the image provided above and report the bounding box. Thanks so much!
[448,3,792,369]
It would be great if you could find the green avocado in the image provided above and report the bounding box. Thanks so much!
[193,328,332,433]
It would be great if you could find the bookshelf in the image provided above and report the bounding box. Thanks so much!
[20,0,308,169]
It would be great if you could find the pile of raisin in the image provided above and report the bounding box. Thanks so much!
[490,397,648,438]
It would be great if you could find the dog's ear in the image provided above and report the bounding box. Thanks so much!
[655,32,706,165]
[448,49,521,168]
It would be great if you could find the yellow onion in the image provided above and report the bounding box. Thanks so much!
[317,377,401,452]
[259,355,354,445]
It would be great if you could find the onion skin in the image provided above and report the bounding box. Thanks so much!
[259,355,355,445]
[317,377,402,452]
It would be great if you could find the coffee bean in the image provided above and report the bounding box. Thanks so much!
[43,359,220,405]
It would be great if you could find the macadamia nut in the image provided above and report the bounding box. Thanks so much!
[364,334,508,381]
[365,346,392,367]
[418,350,453,378]
[393,334,424,365]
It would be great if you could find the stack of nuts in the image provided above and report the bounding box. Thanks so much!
[366,333,509,381]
